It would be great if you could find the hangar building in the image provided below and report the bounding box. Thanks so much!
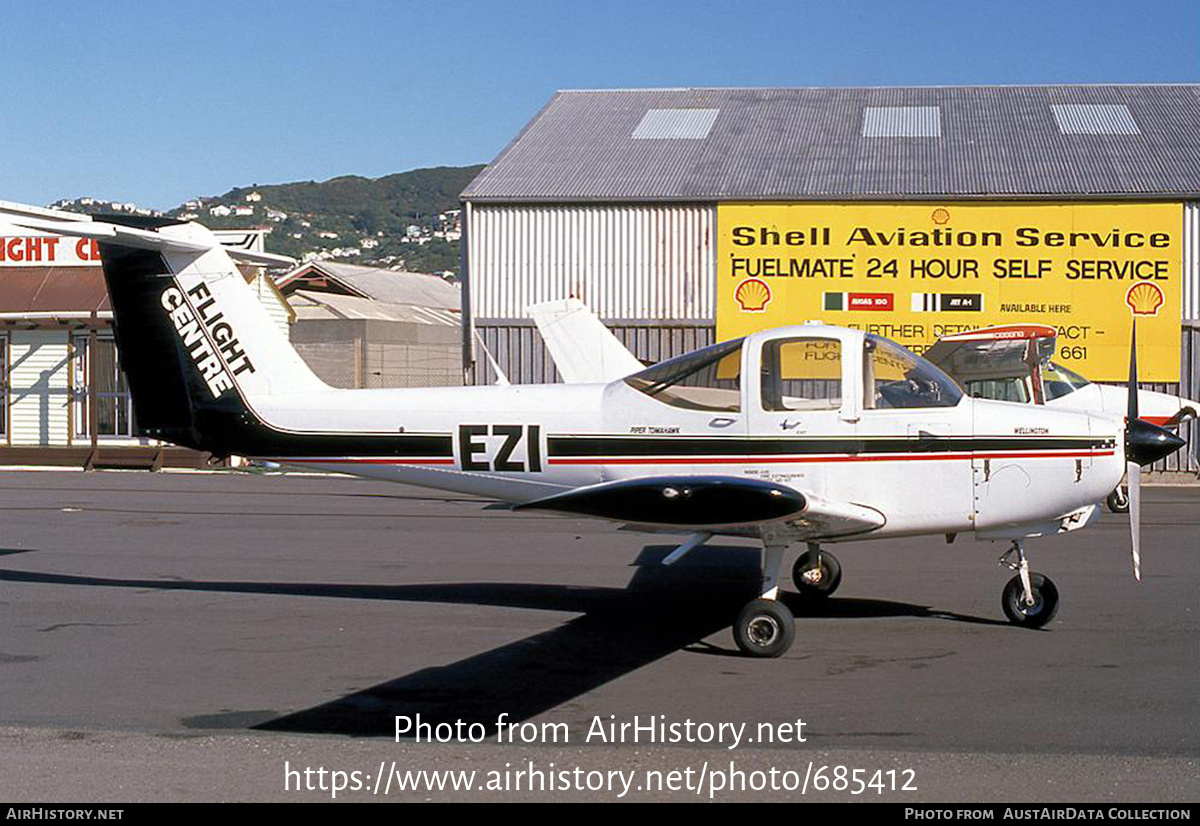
[459,84,1200,472]
[275,260,462,389]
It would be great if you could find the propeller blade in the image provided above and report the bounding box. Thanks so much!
[1128,461,1142,581]
[1127,318,1139,423]
[1126,319,1141,581]
[1122,319,1187,466]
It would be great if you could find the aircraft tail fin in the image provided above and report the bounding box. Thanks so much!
[528,298,644,383]
[103,219,326,451]
[0,205,325,453]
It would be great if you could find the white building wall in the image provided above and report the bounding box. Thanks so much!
[9,331,70,446]
[467,203,715,321]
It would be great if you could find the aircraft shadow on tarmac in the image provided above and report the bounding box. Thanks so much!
[0,545,1006,737]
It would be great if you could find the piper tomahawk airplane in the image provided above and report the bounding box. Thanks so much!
[0,205,1187,657]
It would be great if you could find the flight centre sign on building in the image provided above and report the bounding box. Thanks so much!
[716,203,1183,382]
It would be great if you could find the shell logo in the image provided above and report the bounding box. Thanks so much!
[735,278,772,312]
[1125,281,1164,317]
[931,208,950,225]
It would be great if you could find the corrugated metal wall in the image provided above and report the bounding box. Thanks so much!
[474,322,714,386]
[1179,322,1200,472]
[1137,320,1200,473]
[467,203,715,321]
[1184,202,1199,322]
[9,331,70,446]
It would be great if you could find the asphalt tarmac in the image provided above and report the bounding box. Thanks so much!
[0,468,1195,802]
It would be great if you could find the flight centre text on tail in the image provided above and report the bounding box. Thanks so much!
[160,283,256,398]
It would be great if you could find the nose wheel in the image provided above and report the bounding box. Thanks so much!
[998,540,1059,628]
[792,544,842,598]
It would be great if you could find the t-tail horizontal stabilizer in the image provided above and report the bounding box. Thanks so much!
[0,201,296,268]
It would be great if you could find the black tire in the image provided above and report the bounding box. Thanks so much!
[1001,573,1059,629]
[1106,486,1130,514]
[733,598,796,658]
[791,549,843,598]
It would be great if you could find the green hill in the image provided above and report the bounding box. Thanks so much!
[184,165,484,276]
[222,166,482,220]
[55,164,485,277]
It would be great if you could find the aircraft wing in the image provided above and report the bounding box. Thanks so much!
[0,201,295,267]
[528,298,644,383]
[514,475,885,538]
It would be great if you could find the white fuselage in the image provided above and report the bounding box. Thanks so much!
[255,326,1127,543]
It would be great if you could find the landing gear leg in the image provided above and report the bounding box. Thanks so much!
[733,540,795,658]
[998,540,1059,629]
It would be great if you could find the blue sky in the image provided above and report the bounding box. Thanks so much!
[2,0,1196,209]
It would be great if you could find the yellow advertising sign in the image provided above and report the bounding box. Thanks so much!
[716,202,1183,381]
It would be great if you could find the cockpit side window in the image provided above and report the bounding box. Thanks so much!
[864,335,963,409]
[760,338,842,412]
[965,377,1030,404]
[624,338,743,412]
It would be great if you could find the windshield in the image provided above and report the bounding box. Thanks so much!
[624,338,743,412]
[865,335,963,409]
[1041,361,1091,401]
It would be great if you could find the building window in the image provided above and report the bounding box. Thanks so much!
[73,335,135,438]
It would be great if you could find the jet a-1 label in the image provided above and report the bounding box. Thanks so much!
[457,424,543,472]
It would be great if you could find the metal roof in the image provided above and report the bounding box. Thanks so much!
[461,85,1200,202]
[276,261,461,310]
[289,290,461,325]
[0,268,110,314]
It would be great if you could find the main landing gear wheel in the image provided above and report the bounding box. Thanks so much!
[1106,486,1130,514]
[792,548,842,598]
[733,599,795,658]
[734,539,795,657]
[1001,573,1059,628]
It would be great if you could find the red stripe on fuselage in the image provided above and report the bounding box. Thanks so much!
[547,450,1114,466]
[275,450,1116,468]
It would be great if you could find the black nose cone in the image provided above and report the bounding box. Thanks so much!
[1127,418,1187,466]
